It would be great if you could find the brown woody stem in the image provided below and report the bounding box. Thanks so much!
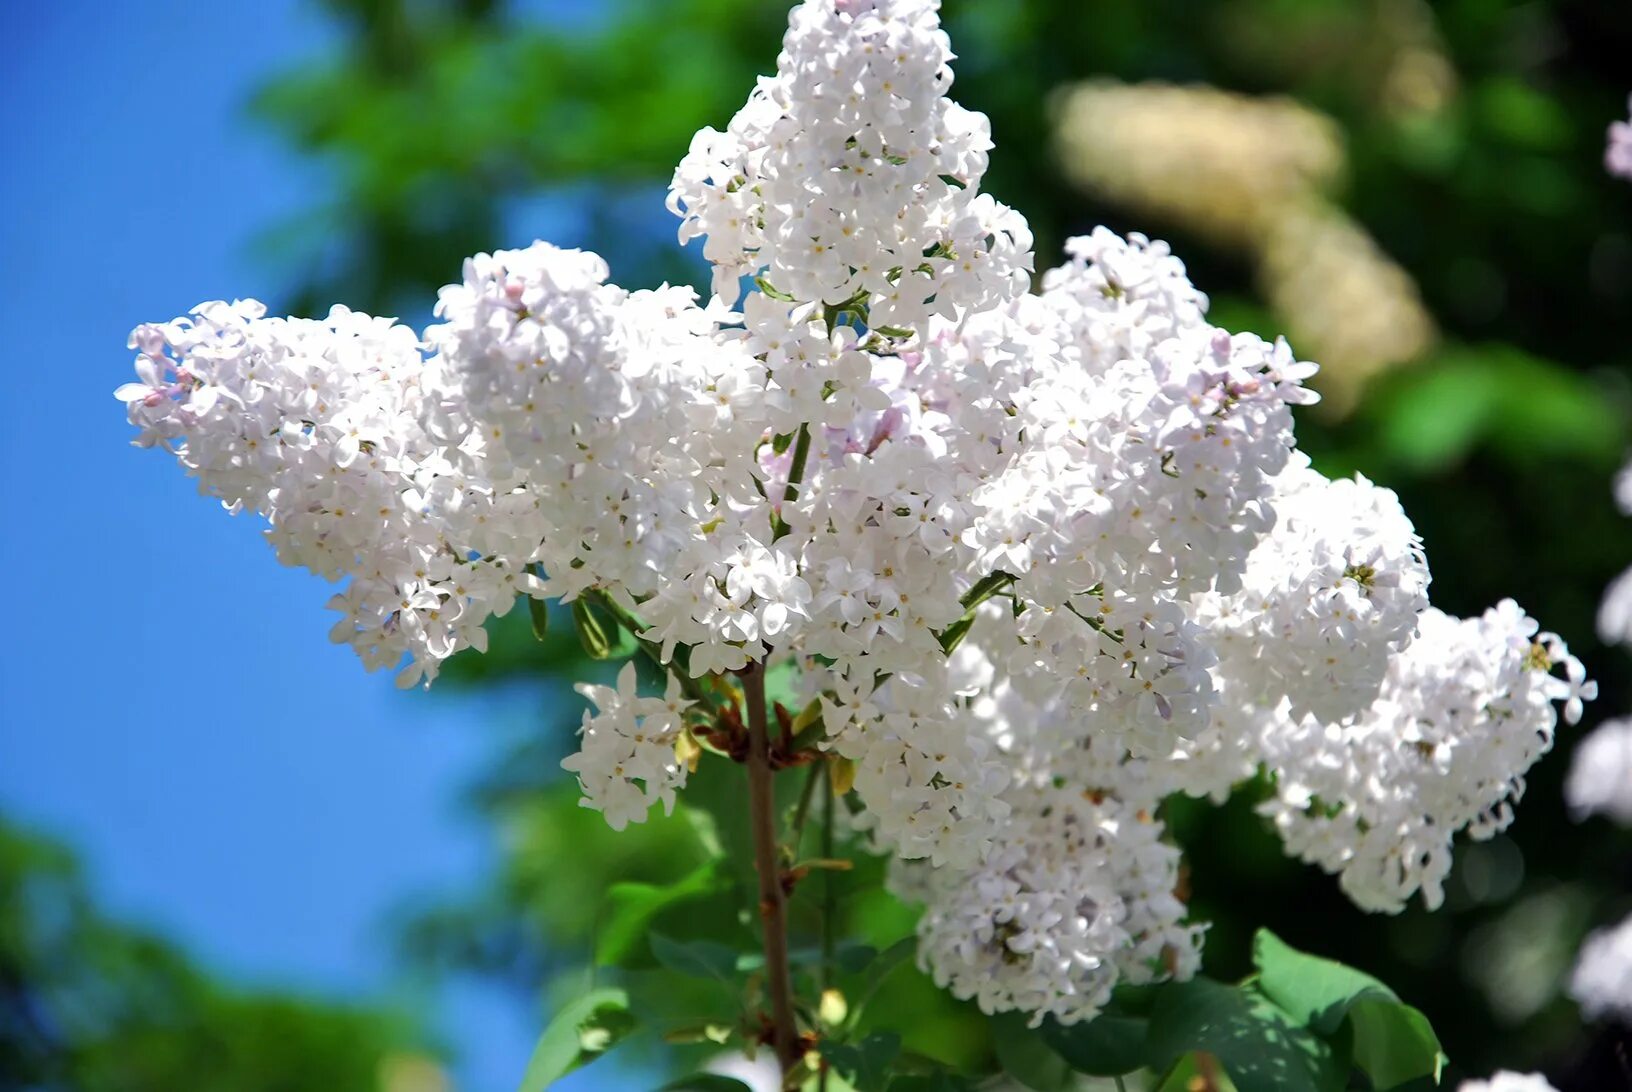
[742,658,801,1073]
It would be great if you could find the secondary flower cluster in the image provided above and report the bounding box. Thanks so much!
[1567,453,1632,830]
[1609,94,1632,181]
[118,301,541,679]
[119,0,1590,1028]
[1566,716,1632,826]
[1571,913,1632,1024]
[1562,452,1632,1023]
[1458,1075,1557,1092]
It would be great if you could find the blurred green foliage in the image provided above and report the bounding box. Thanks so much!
[239,0,1632,1087]
[0,818,428,1091]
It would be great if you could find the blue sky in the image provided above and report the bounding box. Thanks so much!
[0,2,615,1087]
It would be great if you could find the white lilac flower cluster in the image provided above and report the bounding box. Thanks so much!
[119,0,1590,1028]
[1571,914,1632,1023]
[1245,602,1583,914]
[117,301,540,680]
[561,663,694,831]
[1594,458,1632,659]
[1566,717,1632,825]
[666,0,1030,323]
[1566,450,1632,825]
[1609,95,1632,181]
[1563,453,1632,1022]
[1457,1074,1557,1092]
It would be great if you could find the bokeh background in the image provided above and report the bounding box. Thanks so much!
[5,0,1632,1088]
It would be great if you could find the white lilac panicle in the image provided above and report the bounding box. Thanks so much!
[1608,95,1632,181]
[118,0,1594,1027]
[1252,602,1588,913]
[117,301,541,688]
[1566,718,1632,826]
[666,0,1033,326]
[1571,913,1632,1023]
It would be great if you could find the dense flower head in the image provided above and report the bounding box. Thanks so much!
[1200,455,1432,724]
[117,300,539,687]
[901,782,1202,1027]
[1249,602,1583,912]
[666,0,1032,325]
[118,0,1591,1028]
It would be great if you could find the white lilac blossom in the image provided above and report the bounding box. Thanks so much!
[1573,456,1632,827]
[561,662,695,831]
[118,0,1591,1027]
[666,0,1032,324]
[1248,602,1585,913]
[1566,718,1632,825]
[900,779,1203,1027]
[1597,459,1632,647]
[117,302,541,687]
[1608,95,1632,182]
[1571,914,1632,1023]
[1199,453,1432,726]
[1457,1074,1558,1092]
[1563,445,1632,1029]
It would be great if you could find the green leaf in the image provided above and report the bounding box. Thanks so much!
[783,940,879,973]
[824,1031,902,1090]
[1037,1004,1149,1077]
[936,614,977,655]
[886,1074,973,1091]
[989,1012,1073,1091]
[571,597,614,659]
[1253,929,1396,1035]
[1107,983,1164,1016]
[1485,352,1626,465]
[836,942,880,974]
[654,1077,753,1092]
[1478,77,1573,151]
[1253,930,1444,1088]
[595,860,729,966]
[857,936,917,996]
[1368,347,1626,473]
[517,986,632,1092]
[1372,359,1499,472]
[649,933,739,983]
[1144,978,1342,1092]
[1346,997,1445,1090]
